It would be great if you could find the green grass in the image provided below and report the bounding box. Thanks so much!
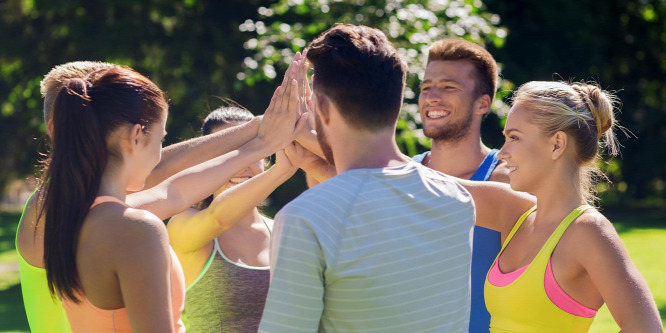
[0,209,664,332]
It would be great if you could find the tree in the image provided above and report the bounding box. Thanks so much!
[485,0,666,202]
[237,0,510,157]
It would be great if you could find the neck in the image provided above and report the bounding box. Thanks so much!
[330,127,410,174]
[427,131,490,177]
[532,167,587,223]
[97,162,130,201]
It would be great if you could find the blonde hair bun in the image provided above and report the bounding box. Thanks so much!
[571,83,614,138]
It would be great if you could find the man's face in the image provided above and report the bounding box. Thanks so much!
[418,60,481,143]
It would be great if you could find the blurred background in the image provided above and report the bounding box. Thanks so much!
[0,0,664,332]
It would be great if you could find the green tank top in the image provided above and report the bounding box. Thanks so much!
[16,191,72,333]
[184,217,272,333]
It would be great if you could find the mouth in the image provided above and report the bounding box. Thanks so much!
[229,176,251,185]
[425,109,451,119]
[506,166,517,174]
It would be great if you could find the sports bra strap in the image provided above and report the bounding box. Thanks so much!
[90,196,127,209]
[500,206,537,250]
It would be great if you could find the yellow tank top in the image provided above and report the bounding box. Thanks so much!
[484,205,595,332]
[16,190,72,333]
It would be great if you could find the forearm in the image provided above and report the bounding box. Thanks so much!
[208,166,294,231]
[144,117,261,189]
[295,129,325,159]
[129,137,278,220]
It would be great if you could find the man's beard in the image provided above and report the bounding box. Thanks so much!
[315,113,335,166]
[423,107,474,144]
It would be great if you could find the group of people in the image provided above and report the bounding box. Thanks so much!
[15,24,661,333]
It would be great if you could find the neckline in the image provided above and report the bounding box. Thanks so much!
[494,205,592,283]
[214,216,272,270]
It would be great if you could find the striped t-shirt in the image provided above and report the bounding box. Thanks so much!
[259,161,475,332]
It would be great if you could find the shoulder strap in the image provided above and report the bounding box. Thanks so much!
[500,206,537,250]
[470,149,500,181]
[261,216,273,235]
[534,205,593,260]
[90,196,127,209]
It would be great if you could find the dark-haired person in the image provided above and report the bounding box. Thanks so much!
[17,61,301,332]
[485,81,661,332]
[168,106,297,332]
[37,65,300,332]
[259,24,479,332]
[415,38,510,332]
[259,25,537,332]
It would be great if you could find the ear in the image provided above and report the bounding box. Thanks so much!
[314,93,331,124]
[474,94,492,116]
[46,119,54,138]
[127,124,144,154]
[550,131,568,160]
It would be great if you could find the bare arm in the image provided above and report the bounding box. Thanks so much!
[128,63,303,220]
[456,179,535,237]
[168,150,296,254]
[284,141,336,184]
[143,117,261,189]
[576,216,662,332]
[127,137,283,220]
[115,212,176,333]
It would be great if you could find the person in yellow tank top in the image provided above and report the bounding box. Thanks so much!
[484,81,662,332]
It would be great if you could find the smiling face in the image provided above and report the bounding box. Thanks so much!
[418,60,482,143]
[210,122,264,197]
[497,103,554,193]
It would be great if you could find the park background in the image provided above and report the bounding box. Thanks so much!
[0,0,664,331]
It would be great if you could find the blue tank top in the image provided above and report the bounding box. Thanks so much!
[413,149,501,333]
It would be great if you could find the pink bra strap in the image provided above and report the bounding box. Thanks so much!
[544,258,597,318]
[90,196,127,209]
[487,258,528,287]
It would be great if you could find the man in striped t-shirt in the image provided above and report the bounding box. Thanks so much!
[259,24,475,333]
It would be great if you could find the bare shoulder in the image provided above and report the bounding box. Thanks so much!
[566,209,616,243]
[488,160,510,183]
[560,209,623,262]
[83,205,169,257]
[165,207,199,230]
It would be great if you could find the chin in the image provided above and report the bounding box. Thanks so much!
[126,182,145,192]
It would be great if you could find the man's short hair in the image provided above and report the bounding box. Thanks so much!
[427,38,498,101]
[41,61,118,122]
[306,24,407,131]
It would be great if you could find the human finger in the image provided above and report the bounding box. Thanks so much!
[265,86,281,115]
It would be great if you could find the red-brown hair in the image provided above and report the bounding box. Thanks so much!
[38,67,167,302]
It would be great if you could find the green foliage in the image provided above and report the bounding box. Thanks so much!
[238,0,508,156]
[485,0,666,202]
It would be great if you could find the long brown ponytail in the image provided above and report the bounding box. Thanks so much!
[38,67,166,302]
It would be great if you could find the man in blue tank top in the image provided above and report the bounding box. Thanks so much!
[415,38,510,333]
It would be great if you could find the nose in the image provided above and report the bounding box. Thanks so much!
[497,145,509,161]
[425,87,441,105]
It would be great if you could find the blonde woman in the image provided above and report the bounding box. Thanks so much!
[484,81,662,332]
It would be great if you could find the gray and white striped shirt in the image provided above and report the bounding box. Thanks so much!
[259,161,475,333]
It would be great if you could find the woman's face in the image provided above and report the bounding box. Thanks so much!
[211,122,265,197]
[497,103,554,194]
[127,109,168,192]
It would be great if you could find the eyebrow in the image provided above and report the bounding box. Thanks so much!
[502,128,522,135]
[420,78,461,87]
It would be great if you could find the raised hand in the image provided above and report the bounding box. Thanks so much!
[257,61,302,151]
[273,148,297,177]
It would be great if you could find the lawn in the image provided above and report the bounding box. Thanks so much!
[0,208,664,332]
